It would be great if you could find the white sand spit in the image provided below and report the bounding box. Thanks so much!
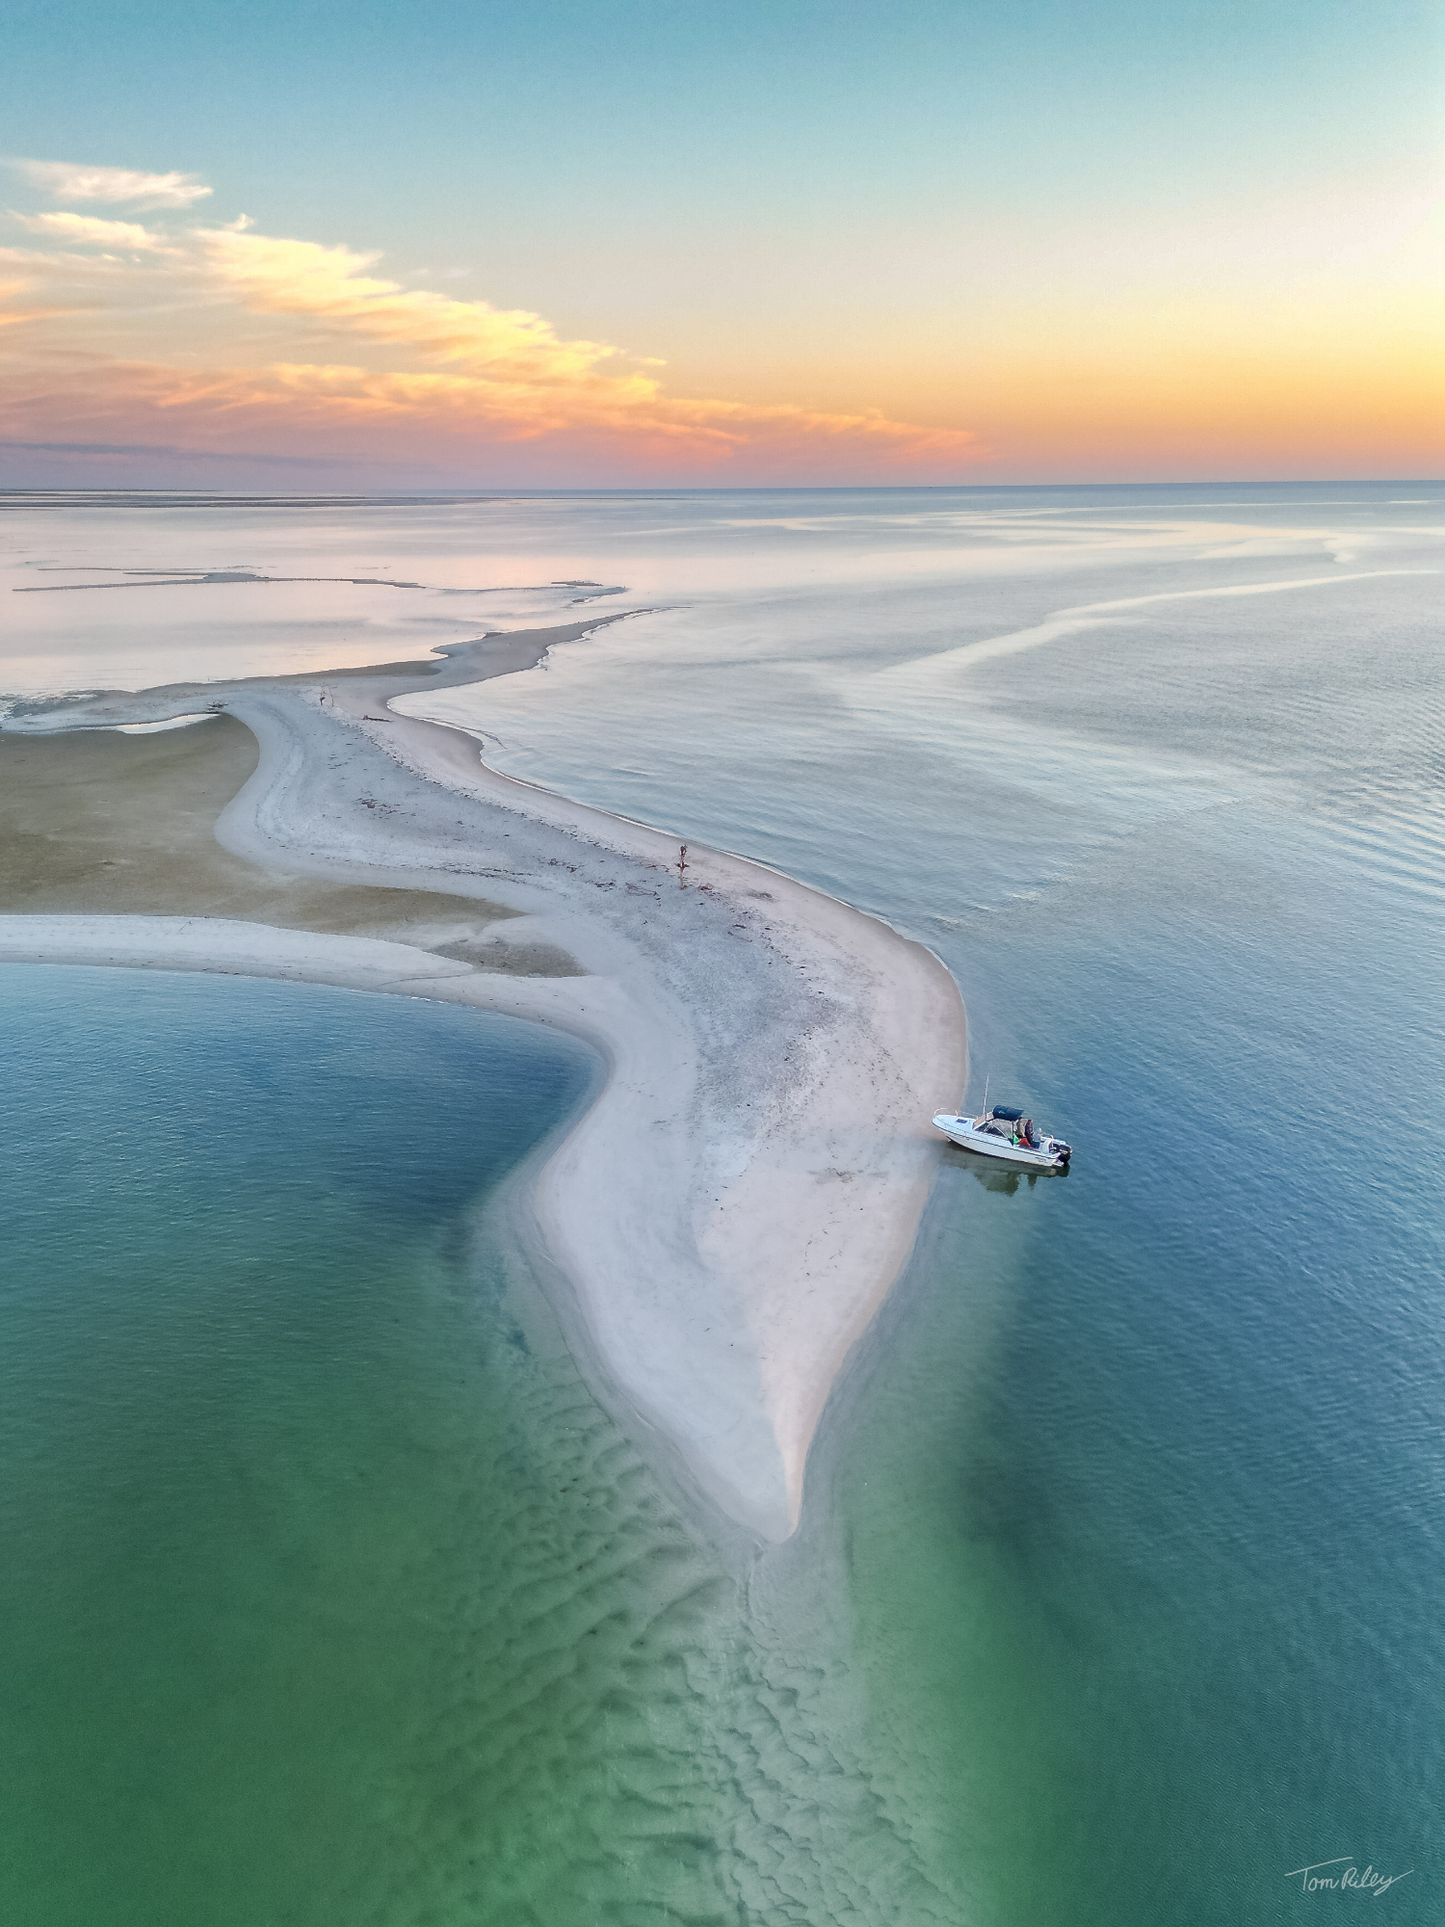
[1,626,967,1541]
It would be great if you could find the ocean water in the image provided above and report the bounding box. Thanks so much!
[3,486,1444,1921]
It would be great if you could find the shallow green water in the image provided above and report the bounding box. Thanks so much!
[0,967,973,1925]
[0,969,721,1924]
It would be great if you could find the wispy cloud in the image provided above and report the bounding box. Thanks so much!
[10,159,212,209]
[196,228,626,383]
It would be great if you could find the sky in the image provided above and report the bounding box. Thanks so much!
[1,0,1440,487]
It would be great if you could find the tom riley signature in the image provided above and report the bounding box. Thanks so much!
[1285,1858,1414,1897]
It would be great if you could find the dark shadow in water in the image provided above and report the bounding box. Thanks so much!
[940,1145,1068,1194]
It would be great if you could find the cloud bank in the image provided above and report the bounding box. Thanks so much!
[0,162,979,484]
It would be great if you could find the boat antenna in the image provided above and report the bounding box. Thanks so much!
[982,1071,989,1118]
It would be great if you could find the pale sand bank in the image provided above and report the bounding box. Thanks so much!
[1,620,967,1541]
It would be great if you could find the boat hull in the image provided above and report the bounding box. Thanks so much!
[932,1113,1070,1170]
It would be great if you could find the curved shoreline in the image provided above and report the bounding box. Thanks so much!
[0,622,968,1541]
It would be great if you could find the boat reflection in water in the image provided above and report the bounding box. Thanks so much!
[945,1150,1058,1195]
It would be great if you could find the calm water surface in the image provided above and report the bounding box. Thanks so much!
[3,487,1443,1922]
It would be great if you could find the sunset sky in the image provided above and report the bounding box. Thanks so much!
[3,0,1440,487]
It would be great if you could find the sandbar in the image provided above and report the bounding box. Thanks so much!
[0,617,967,1542]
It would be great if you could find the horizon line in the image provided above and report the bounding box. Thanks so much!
[1,478,1441,502]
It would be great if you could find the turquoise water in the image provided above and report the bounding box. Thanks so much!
[4,486,1444,1920]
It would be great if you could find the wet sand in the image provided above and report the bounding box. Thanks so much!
[0,717,511,932]
[0,652,588,977]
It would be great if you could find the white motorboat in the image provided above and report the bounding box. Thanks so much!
[932,1104,1072,1171]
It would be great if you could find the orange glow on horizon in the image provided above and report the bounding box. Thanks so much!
[1,184,1440,483]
